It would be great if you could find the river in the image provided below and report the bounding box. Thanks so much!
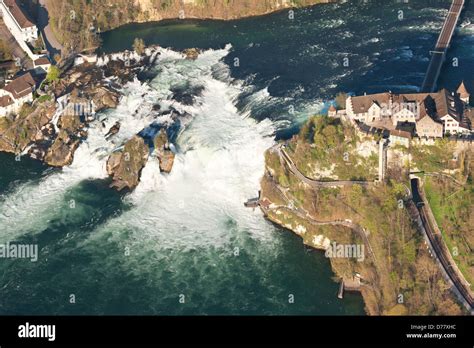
[0,0,472,315]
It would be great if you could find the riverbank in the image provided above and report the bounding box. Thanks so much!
[1,0,472,315]
[0,46,187,191]
[259,115,469,315]
[0,43,366,315]
[45,0,332,53]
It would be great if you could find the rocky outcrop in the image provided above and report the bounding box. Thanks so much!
[88,86,121,112]
[0,52,134,169]
[52,65,121,113]
[103,60,141,84]
[43,109,87,167]
[105,121,121,139]
[0,95,88,166]
[0,101,57,154]
[183,48,200,60]
[106,135,149,191]
[44,129,81,167]
[153,129,175,173]
[104,130,175,192]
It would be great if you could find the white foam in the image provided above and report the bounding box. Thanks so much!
[85,46,277,251]
[0,44,277,251]
[0,79,160,240]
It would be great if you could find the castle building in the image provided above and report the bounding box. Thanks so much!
[416,114,444,138]
[346,87,471,137]
[457,81,470,104]
[328,104,337,117]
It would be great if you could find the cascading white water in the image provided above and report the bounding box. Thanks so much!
[0,76,167,240]
[0,45,276,250]
[83,45,277,252]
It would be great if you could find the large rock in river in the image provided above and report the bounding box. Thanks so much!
[42,106,88,167]
[89,86,121,112]
[183,48,200,60]
[106,135,149,191]
[153,129,175,173]
[44,129,81,167]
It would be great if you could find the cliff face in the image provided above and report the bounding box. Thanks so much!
[45,0,328,53]
[260,115,467,315]
[134,0,327,21]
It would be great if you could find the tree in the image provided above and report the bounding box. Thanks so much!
[133,38,145,55]
[0,39,12,61]
[335,92,348,110]
[46,65,61,83]
[34,37,44,51]
[349,184,363,205]
[322,125,338,148]
[402,240,417,264]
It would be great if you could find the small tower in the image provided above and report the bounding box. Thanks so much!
[328,104,337,118]
[457,81,470,104]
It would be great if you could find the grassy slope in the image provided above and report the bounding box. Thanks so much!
[286,117,378,181]
[410,140,473,291]
[423,169,473,290]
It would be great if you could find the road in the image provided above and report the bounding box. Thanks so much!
[421,0,465,92]
[410,178,474,312]
[37,0,63,58]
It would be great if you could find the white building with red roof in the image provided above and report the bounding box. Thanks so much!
[33,56,51,74]
[0,72,36,117]
[0,0,38,43]
[0,0,45,63]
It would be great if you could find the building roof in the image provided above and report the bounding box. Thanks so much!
[390,129,412,139]
[435,89,464,122]
[351,89,466,122]
[0,60,17,71]
[2,0,36,29]
[0,95,14,107]
[417,113,443,126]
[350,92,391,114]
[328,104,336,111]
[34,57,50,66]
[3,72,35,99]
[355,120,390,138]
[457,81,470,98]
[396,121,417,134]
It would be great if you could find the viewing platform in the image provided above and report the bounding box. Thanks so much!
[338,274,362,299]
